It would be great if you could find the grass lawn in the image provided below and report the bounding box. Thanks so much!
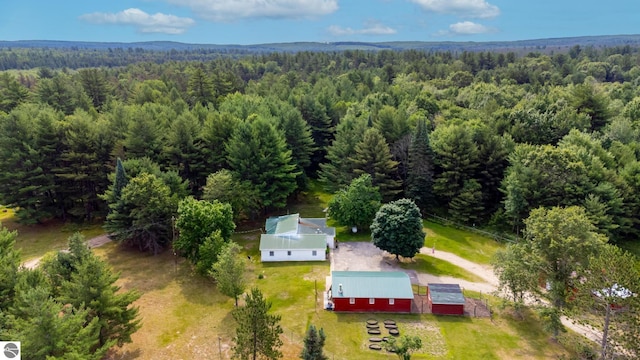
[95,230,574,360]
[423,221,504,265]
[399,254,484,283]
[1,208,104,262]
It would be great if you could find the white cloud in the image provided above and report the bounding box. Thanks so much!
[449,21,492,34]
[328,21,397,36]
[165,0,338,22]
[80,8,195,34]
[410,0,499,19]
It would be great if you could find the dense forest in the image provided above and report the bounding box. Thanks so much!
[2,44,640,251]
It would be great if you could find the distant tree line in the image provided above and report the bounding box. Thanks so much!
[2,45,640,251]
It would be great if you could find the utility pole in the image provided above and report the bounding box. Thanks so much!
[172,216,177,274]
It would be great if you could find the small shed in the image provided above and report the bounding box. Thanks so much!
[330,271,414,313]
[428,283,465,315]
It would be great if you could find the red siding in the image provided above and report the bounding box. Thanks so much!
[429,301,464,315]
[333,297,411,313]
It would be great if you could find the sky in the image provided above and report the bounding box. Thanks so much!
[0,0,639,45]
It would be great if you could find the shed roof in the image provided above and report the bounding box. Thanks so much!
[259,234,326,250]
[265,214,299,234]
[332,271,414,299]
[428,283,465,305]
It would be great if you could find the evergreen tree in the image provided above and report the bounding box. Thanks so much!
[448,179,484,225]
[104,172,178,254]
[232,288,283,360]
[112,157,128,203]
[37,74,77,115]
[295,94,334,172]
[60,254,141,347]
[164,111,202,193]
[431,124,478,208]
[226,116,299,210]
[0,72,29,113]
[351,127,401,201]
[212,241,246,306]
[79,68,109,111]
[0,224,19,311]
[276,107,315,189]
[318,114,367,192]
[8,284,108,360]
[406,118,434,214]
[187,65,215,107]
[300,324,327,360]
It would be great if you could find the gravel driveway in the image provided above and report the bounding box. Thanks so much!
[330,242,419,284]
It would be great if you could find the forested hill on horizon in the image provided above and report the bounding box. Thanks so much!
[2,34,640,70]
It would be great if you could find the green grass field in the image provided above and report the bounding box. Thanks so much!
[1,208,105,261]
[423,221,504,265]
[2,195,583,359]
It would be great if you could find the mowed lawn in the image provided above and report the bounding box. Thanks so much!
[95,229,575,360]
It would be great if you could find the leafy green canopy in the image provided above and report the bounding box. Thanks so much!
[371,198,426,260]
[327,174,381,230]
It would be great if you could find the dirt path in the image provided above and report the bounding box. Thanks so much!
[420,247,601,344]
[22,234,112,269]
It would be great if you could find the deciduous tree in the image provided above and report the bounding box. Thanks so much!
[371,198,425,261]
[327,174,381,231]
[175,197,235,274]
[212,241,246,306]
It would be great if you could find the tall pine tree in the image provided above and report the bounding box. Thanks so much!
[350,127,401,201]
[406,118,434,214]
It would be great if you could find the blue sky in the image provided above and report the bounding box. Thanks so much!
[1,0,639,44]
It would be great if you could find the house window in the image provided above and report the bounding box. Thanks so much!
[349,298,355,304]
[269,251,274,256]
[389,298,395,305]
[312,250,317,256]
[369,298,375,305]
[287,251,291,256]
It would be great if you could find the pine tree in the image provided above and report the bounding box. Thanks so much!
[187,65,215,107]
[226,116,299,210]
[276,107,315,189]
[318,114,367,192]
[79,68,109,111]
[0,225,19,311]
[406,118,434,214]
[112,157,128,203]
[232,288,283,360]
[60,254,141,347]
[0,72,29,113]
[300,325,327,360]
[351,127,401,201]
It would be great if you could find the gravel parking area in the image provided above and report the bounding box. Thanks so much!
[330,242,419,284]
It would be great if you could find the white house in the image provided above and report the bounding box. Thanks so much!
[259,234,326,262]
[259,214,336,262]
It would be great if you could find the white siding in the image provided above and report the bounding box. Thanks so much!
[261,249,325,262]
[326,235,335,249]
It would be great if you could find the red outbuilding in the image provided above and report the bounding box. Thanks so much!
[428,283,465,315]
[329,271,414,313]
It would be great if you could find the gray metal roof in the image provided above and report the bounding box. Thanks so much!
[298,218,336,236]
[428,283,465,305]
[259,234,326,250]
[332,271,414,299]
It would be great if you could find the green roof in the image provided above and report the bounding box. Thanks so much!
[428,284,465,305]
[332,271,414,299]
[265,214,299,234]
[259,234,326,250]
